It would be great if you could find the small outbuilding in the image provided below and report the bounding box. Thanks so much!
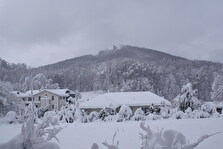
[215,102,223,114]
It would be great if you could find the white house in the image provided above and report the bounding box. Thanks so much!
[13,89,75,111]
[79,91,171,114]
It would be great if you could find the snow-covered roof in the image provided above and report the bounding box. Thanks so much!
[215,102,223,108]
[80,90,105,102]
[12,91,28,98]
[79,91,171,109]
[204,102,223,108]
[25,89,74,97]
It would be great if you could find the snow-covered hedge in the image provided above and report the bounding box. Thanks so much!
[55,102,222,123]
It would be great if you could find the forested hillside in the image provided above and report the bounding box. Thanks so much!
[1,45,223,101]
[30,46,223,101]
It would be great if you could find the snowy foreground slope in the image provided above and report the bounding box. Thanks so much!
[0,118,222,149]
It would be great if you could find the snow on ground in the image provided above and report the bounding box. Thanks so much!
[0,118,223,149]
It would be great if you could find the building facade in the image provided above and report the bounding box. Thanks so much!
[13,89,75,111]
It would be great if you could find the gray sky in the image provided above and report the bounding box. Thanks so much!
[0,0,223,67]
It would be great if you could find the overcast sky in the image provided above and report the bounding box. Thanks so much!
[0,0,223,67]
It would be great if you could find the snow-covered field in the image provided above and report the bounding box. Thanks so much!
[0,118,222,149]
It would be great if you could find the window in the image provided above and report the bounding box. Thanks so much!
[45,94,47,96]
[63,97,66,99]
[60,96,62,99]
[39,96,41,101]
[52,105,54,109]
[36,105,38,108]
[22,98,25,101]
[28,97,32,101]
[52,96,54,100]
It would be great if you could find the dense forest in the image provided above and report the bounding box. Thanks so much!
[1,45,223,101]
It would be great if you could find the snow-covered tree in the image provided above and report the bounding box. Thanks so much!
[21,73,59,92]
[59,97,76,123]
[75,89,82,101]
[163,74,180,101]
[211,73,223,101]
[0,81,22,116]
[59,96,87,123]
[17,103,38,123]
[173,83,201,112]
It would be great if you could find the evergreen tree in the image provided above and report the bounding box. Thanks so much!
[211,73,223,101]
[173,83,201,112]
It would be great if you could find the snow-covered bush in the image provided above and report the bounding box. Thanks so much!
[0,111,18,124]
[131,108,145,121]
[104,115,118,122]
[185,107,193,118]
[171,110,189,119]
[173,83,201,112]
[145,113,161,120]
[142,105,161,115]
[191,110,211,119]
[5,111,17,123]
[213,112,220,118]
[4,103,39,124]
[160,106,171,119]
[201,102,216,115]
[74,108,88,123]
[91,143,99,149]
[88,111,99,122]
[44,111,58,120]
[99,107,116,121]
[117,105,132,122]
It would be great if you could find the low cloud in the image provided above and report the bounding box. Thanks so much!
[0,0,223,66]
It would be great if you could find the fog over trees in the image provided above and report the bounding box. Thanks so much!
[1,45,223,102]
